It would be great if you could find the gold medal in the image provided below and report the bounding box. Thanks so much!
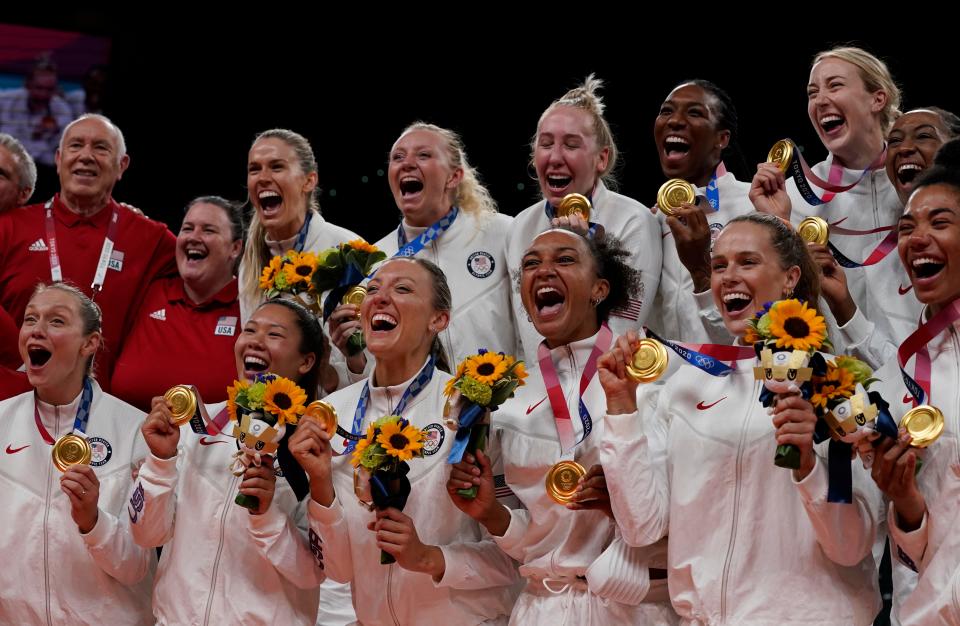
[341,285,366,319]
[556,193,592,222]
[51,433,92,472]
[164,385,198,426]
[797,216,830,245]
[656,179,696,217]
[625,338,669,383]
[302,400,338,438]
[767,139,794,174]
[901,405,945,448]
[545,460,586,504]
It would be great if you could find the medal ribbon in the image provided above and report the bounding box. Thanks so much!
[395,207,459,257]
[34,377,94,444]
[344,355,436,453]
[537,325,613,454]
[644,328,755,377]
[782,140,886,206]
[897,299,960,407]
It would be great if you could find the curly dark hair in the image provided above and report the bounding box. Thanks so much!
[912,138,960,194]
[584,230,642,323]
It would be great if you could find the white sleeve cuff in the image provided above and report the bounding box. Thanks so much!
[492,505,526,553]
[80,508,112,546]
[838,306,872,348]
[308,495,345,526]
[792,456,827,503]
[605,410,643,440]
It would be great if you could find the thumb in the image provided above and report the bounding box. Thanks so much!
[475,449,493,477]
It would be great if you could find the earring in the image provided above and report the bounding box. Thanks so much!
[591,297,603,307]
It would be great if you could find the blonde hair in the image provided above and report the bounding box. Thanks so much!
[241,128,320,304]
[813,46,902,134]
[532,74,619,186]
[397,122,497,216]
[30,282,102,376]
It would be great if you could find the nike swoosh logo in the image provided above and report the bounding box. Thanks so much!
[898,284,913,295]
[5,444,28,454]
[199,437,228,446]
[526,396,548,415]
[903,394,913,405]
[697,397,727,410]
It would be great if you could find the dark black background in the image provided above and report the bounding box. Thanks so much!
[10,15,959,243]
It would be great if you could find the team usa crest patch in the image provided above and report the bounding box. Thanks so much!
[88,437,113,467]
[467,251,495,278]
[422,423,446,456]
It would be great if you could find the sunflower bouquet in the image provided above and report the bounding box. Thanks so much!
[444,349,527,498]
[748,299,830,469]
[259,250,321,313]
[311,239,387,355]
[813,356,894,449]
[349,415,428,564]
[227,373,306,509]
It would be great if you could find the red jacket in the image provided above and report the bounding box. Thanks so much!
[0,195,176,390]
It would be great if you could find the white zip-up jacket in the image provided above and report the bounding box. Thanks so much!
[873,314,960,625]
[505,182,663,362]
[308,364,520,626]
[649,171,754,345]
[129,401,324,626]
[0,383,154,625]
[493,332,675,624]
[784,157,917,357]
[601,355,883,625]
[374,210,518,370]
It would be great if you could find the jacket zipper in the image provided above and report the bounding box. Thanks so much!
[386,563,400,625]
[202,474,240,625]
[720,380,756,622]
[43,406,61,626]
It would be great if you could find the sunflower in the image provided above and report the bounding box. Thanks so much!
[444,376,458,397]
[283,251,318,286]
[259,255,284,290]
[465,352,509,385]
[346,239,379,254]
[743,325,761,345]
[512,361,528,385]
[810,363,856,409]
[376,420,425,462]
[263,377,307,425]
[768,299,827,352]
[226,380,248,423]
[350,436,371,467]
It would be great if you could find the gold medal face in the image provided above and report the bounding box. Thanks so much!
[556,193,592,221]
[302,400,338,438]
[546,460,586,504]
[164,385,197,426]
[341,286,367,319]
[625,339,669,383]
[902,405,945,448]
[767,139,794,174]
[656,179,696,216]
[797,216,830,245]
[52,434,92,472]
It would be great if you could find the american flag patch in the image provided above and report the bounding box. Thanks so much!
[611,298,643,321]
[494,474,514,500]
